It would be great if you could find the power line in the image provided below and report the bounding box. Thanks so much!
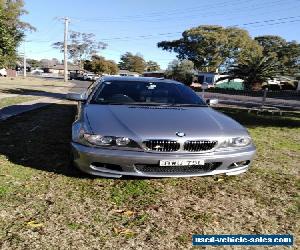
[70,0,247,21]
[71,0,297,23]
[83,16,300,42]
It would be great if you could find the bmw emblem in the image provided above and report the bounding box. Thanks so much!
[176,132,186,137]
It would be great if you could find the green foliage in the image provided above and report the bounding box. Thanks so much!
[255,35,300,75]
[158,25,262,72]
[53,31,107,69]
[84,55,118,75]
[165,59,194,85]
[0,0,34,67]
[118,52,146,74]
[218,55,281,90]
[145,60,161,72]
[26,58,41,68]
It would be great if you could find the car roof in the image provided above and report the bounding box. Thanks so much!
[101,76,183,85]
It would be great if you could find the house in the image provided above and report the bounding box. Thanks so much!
[197,72,216,85]
[43,64,81,75]
[194,72,244,90]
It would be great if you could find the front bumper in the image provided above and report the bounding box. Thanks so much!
[71,142,256,178]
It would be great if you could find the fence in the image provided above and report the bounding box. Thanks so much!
[191,87,300,100]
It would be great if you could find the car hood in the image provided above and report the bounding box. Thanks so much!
[84,104,247,140]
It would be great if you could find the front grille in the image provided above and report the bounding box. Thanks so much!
[144,140,180,152]
[135,162,222,174]
[184,140,217,152]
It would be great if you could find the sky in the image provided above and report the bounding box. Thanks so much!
[21,0,300,69]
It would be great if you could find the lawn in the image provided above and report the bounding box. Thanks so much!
[0,96,39,109]
[0,102,299,249]
[0,76,75,99]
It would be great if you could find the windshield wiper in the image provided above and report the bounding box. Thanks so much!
[95,102,168,106]
[91,101,207,107]
[168,103,208,107]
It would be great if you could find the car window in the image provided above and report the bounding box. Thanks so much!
[90,80,207,106]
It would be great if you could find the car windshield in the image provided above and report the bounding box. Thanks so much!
[90,80,207,106]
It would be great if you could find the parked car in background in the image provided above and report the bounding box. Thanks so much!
[67,76,256,178]
[31,69,44,75]
[69,71,84,80]
[0,68,7,77]
[83,73,99,81]
[69,71,99,81]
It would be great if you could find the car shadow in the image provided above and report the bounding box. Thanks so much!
[0,103,88,178]
[0,103,299,179]
[0,88,66,99]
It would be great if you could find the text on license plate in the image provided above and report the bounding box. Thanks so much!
[159,159,205,166]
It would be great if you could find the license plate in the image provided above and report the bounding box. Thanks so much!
[159,159,205,166]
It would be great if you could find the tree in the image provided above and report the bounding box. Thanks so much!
[84,55,118,75]
[26,59,41,68]
[158,25,262,72]
[165,59,194,85]
[145,60,161,72]
[0,0,34,67]
[255,35,300,75]
[118,52,146,73]
[217,55,281,90]
[53,31,107,69]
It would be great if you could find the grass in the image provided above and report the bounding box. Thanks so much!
[0,76,80,101]
[0,96,39,109]
[0,103,299,249]
[0,76,67,88]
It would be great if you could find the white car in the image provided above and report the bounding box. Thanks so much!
[0,68,7,77]
[83,73,99,81]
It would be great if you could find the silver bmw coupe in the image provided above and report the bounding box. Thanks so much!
[67,76,256,178]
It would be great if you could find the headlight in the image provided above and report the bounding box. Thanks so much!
[219,136,252,148]
[83,134,113,146]
[72,123,138,148]
[116,137,130,146]
[81,133,135,147]
[231,137,251,147]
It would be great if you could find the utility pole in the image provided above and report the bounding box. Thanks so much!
[63,17,69,82]
[23,42,26,78]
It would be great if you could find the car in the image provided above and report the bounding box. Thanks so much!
[0,68,7,77]
[83,73,99,81]
[67,76,256,178]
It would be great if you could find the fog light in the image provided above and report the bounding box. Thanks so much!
[228,160,250,169]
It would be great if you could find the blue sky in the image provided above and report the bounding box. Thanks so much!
[21,0,300,69]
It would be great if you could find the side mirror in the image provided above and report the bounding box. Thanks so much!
[206,98,218,106]
[66,92,87,102]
